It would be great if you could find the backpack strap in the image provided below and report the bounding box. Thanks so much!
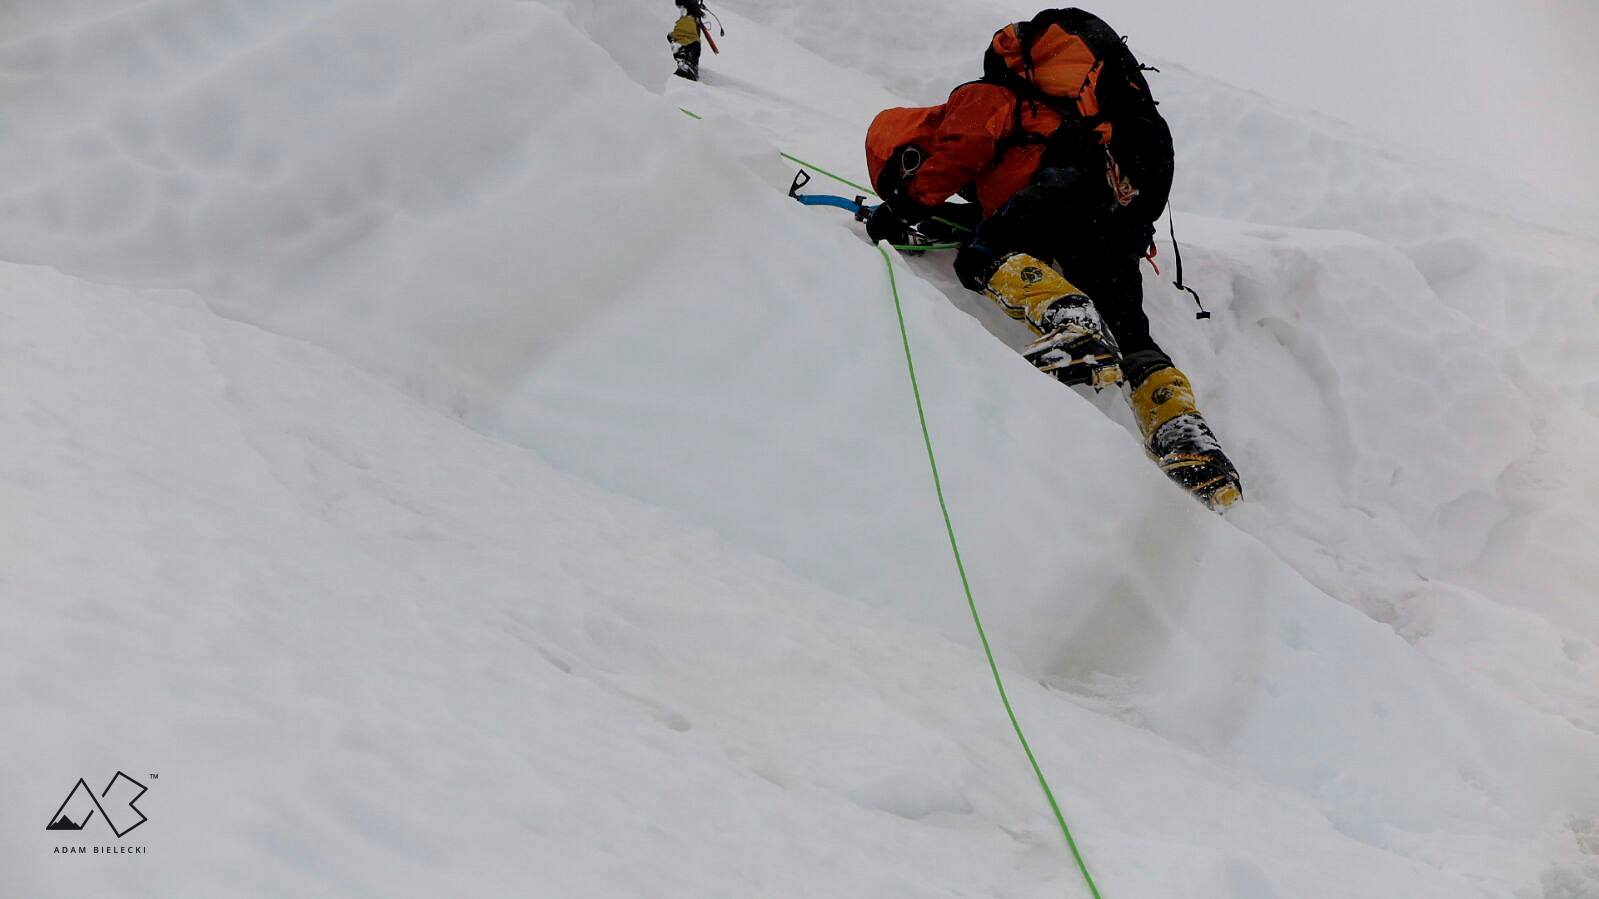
[1166,211,1210,319]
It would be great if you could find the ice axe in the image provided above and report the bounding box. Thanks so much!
[789,170,873,218]
[697,7,723,54]
[788,170,960,253]
[702,7,726,37]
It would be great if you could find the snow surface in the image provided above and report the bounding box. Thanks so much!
[3,1,1597,896]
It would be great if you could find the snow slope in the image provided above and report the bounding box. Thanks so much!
[3,1,1597,896]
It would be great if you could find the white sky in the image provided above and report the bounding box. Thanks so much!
[1104,0,1599,208]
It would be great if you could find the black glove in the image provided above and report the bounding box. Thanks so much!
[865,203,912,246]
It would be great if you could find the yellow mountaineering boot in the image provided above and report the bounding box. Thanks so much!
[983,253,1123,389]
[1127,365,1243,510]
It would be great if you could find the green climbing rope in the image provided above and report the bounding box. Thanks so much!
[780,151,878,196]
[679,95,1103,897]
[876,244,1104,899]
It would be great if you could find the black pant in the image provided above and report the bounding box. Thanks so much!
[955,166,1170,383]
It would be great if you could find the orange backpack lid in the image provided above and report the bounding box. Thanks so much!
[986,21,1104,116]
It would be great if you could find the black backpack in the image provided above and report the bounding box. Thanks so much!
[981,8,1174,227]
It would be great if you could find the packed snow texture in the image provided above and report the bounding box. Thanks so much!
[2,1,1597,897]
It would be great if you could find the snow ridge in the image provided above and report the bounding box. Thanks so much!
[3,1,1596,896]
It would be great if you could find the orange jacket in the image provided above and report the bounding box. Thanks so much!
[880,82,1068,218]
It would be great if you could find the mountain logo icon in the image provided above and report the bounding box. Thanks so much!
[46,772,149,838]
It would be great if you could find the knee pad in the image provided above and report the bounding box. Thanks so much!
[954,242,1001,291]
